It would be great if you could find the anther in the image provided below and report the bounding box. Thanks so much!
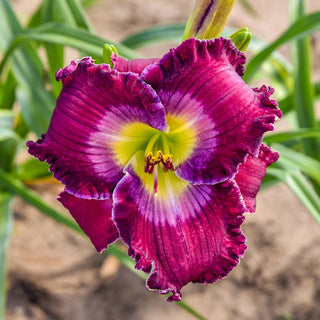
[144,151,174,174]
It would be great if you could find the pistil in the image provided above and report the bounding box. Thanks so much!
[143,133,175,196]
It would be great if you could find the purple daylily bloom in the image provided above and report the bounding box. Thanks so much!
[27,38,281,301]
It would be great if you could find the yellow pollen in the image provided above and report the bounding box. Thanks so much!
[144,150,174,174]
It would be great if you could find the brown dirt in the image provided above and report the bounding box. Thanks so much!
[6,0,320,319]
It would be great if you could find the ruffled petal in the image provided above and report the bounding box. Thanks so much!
[235,144,279,213]
[27,57,166,199]
[113,168,246,301]
[111,53,160,75]
[59,191,119,252]
[142,38,282,185]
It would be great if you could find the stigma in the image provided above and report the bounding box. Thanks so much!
[144,151,174,174]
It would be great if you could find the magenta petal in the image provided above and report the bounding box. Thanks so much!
[142,38,282,184]
[111,53,160,75]
[113,170,246,301]
[235,144,279,213]
[59,191,119,252]
[27,58,166,199]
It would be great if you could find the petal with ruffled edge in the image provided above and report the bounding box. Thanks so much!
[235,144,279,213]
[27,58,166,199]
[111,53,160,75]
[142,38,282,185]
[59,191,119,252]
[113,167,246,301]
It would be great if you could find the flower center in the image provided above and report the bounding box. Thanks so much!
[144,151,174,174]
[112,115,196,198]
[143,134,175,196]
[144,133,174,174]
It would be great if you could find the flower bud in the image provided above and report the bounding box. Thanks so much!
[183,0,236,40]
[230,27,252,52]
[103,44,118,67]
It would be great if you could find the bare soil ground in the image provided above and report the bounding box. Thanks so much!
[6,0,320,319]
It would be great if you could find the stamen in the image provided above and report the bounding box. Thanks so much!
[144,150,174,175]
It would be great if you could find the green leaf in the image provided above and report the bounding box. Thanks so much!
[289,0,320,159]
[17,159,51,181]
[54,0,77,27]
[121,23,185,49]
[277,81,320,116]
[238,0,257,16]
[0,110,14,129]
[263,128,320,144]
[81,0,101,9]
[0,111,18,171]
[0,0,55,135]
[0,192,13,320]
[268,168,320,224]
[65,0,94,31]
[272,143,320,186]
[0,70,16,110]
[244,10,320,82]
[13,112,29,138]
[38,0,65,98]
[27,1,44,28]
[0,23,139,69]
[0,167,83,234]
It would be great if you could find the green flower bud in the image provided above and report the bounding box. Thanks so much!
[230,27,252,52]
[103,44,118,67]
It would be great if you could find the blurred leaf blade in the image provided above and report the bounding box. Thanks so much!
[65,0,94,31]
[238,0,257,16]
[40,0,64,98]
[0,23,139,66]
[0,0,55,135]
[121,23,186,49]
[264,128,320,144]
[244,10,320,82]
[273,143,320,187]
[0,111,19,171]
[0,192,13,320]
[289,0,320,159]
[0,71,16,110]
[0,167,83,234]
[55,0,77,27]
[81,0,101,8]
[17,159,52,182]
[277,81,320,116]
[268,168,320,224]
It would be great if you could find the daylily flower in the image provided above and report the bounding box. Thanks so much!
[27,37,281,301]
